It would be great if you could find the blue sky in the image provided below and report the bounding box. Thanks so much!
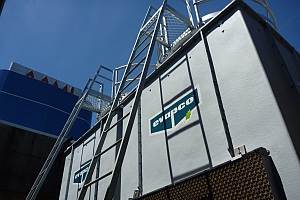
[0,0,299,91]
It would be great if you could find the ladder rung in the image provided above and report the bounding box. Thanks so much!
[126,57,146,79]
[63,119,73,128]
[62,121,74,132]
[44,158,51,166]
[125,78,140,82]
[75,97,85,106]
[95,138,122,158]
[76,3,165,199]
[38,161,51,174]
[103,112,130,134]
[110,103,122,114]
[139,19,155,40]
[26,65,112,200]
[130,42,150,64]
[134,29,154,53]
[30,185,38,191]
[84,170,113,188]
[52,141,61,149]
[55,138,65,146]
[119,71,142,95]
[117,90,134,105]
[93,80,102,86]
[39,169,47,176]
[140,10,159,35]
[142,30,154,39]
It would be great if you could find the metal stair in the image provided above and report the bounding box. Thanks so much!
[77,1,168,200]
[25,65,113,200]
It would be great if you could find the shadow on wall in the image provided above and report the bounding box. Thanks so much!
[156,54,213,184]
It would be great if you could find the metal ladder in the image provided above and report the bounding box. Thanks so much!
[25,66,113,200]
[77,1,167,200]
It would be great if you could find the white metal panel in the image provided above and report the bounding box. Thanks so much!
[141,79,172,194]
[242,9,300,200]
[81,134,97,200]
[205,8,300,200]
[120,101,139,199]
[69,143,85,200]
[59,152,72,200]
[59,2,300,199]
[186,39,230,167]
[96,114,120,200]
[158,55,211,182]
[275,38,300,94]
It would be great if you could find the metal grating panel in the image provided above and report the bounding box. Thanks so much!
[142,190,168,200]
[136,148,286,200]
[168,174,209,200]
[209,153,273,200]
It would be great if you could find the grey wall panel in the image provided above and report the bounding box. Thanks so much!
[240,10,300,200]
[59,2,300,199]
[59,152,72,199]
[139,38,224,194]
[77,133,98,200]
[205,8,300,200]
[186,39,230,167]
[120,101,139,199]
[59,116,120,200]
[206,10,268,151]
[273,37,300,158]
[275,38,300,94]
[141,79,172,194]
[82,135,97,200]
[159,54,210,182]
[96,114,120,200]
[70,143,85,199]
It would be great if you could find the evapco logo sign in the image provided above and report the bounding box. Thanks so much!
[149,87,201,135]
[73,161,91,184]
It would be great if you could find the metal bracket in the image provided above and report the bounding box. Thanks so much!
[232,145,247,160]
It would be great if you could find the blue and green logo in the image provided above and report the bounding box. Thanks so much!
[150,87,201,135]
[73,161,91,184]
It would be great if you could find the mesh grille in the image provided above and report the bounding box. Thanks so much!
[209,153,273,200]
[168,174,209,200]
[141,190,168,200]
[162,9,191,48]
[137,148,280,200]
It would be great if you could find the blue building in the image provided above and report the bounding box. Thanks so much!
[0,62,92,199]
[0,62,91,139]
